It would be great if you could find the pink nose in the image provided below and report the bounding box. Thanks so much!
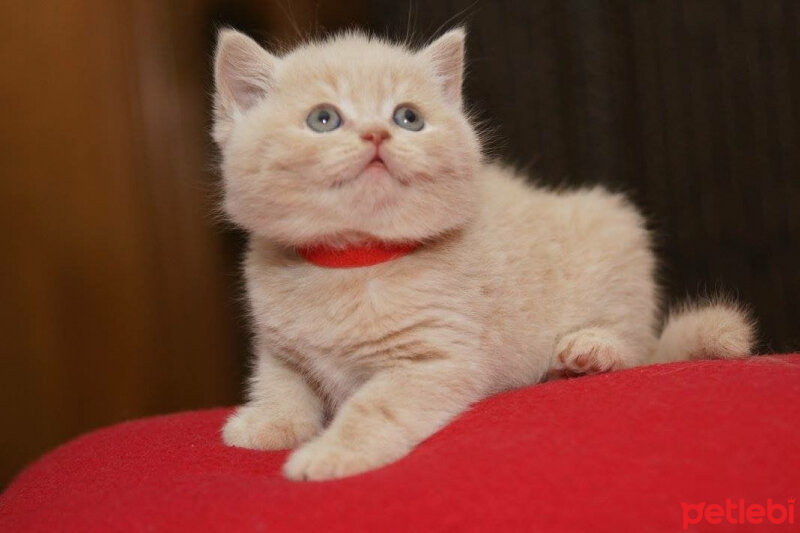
[361,130,390,146]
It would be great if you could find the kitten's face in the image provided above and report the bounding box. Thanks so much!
[213,29,481,247]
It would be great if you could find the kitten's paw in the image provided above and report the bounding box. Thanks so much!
[552,328,628,377]
[283,437,390,481]
[221,404,321,451]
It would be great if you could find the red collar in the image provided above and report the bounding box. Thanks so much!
[296,241,419,268]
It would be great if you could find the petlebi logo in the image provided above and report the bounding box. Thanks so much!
[681,498,796,530]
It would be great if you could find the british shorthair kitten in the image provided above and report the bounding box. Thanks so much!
[212,28,754,481]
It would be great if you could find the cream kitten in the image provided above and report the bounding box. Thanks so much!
[212,28,755,481]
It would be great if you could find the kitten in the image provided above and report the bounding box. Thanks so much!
[212,28,755,481]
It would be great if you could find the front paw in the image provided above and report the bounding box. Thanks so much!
[283,437,394,481]
[221,404,321,451]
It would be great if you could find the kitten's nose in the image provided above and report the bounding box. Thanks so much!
[361,130,390,146]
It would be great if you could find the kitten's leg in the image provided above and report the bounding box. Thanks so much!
[549,326,636,378]
[222,353,323,450]
[283,358,484,481]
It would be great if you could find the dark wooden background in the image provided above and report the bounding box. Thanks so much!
[2,0,797,487]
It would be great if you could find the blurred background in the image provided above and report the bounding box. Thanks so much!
[2,0,798,487]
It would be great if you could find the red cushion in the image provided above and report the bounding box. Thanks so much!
[2,356,799,532]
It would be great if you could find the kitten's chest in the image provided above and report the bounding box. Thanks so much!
[251,269,429,401]
[245,237,487,398]
[272,275,398,350]
[252,266,433,362]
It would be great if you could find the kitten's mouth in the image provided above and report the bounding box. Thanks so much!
[367,155,387,170]
[330,153,407,189]
[361,154,412,186]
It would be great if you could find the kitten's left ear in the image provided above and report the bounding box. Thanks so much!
[213,28,276,142]
[421,28,466,108]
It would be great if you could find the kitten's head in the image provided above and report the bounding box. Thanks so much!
[213,28,481,247]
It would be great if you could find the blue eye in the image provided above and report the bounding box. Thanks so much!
[306,105,342,132]
[393,105,424,131]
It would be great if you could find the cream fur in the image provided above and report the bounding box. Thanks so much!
[212,28,756,481]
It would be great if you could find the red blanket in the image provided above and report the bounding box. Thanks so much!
[2,355,798,532]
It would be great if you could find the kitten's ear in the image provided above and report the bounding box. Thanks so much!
[213,29,275,137]
[421,28,466,107]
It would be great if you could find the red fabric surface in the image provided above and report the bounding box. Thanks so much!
[2,355,799,532]
[295,242,419,268]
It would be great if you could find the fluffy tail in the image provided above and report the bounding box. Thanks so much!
[653,300,756,363]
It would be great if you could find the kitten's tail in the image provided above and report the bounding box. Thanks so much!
[653,299,756,363]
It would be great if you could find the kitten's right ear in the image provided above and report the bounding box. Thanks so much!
[213,29,275,139]
[421,28,466,108]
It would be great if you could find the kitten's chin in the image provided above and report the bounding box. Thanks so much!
[293,232,411,250]
[255,211,473,253]
[297,202,475,250]
[233,164,478,251]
